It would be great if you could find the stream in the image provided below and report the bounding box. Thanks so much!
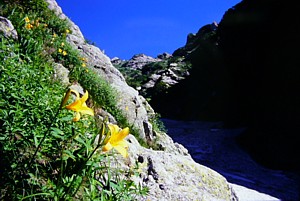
[162,119,299,201]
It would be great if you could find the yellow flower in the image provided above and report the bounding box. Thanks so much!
[61,42,64,47]
[25,23,33,30]
[58,48,62,53]
[81,57,88,62]
[65,90,94,121]
[62,50,67,56]
[66,29,70,34]
[82,63,86,67]
[25,17,30,23]
[102,124,129,158]
[35,20,39,27]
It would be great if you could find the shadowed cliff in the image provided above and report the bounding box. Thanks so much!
[148,0,300,171]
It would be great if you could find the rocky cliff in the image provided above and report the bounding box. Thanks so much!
[112,53,192,101]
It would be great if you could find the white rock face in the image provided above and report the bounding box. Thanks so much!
[0,16,18,39]
[120,135,237,201]
[229,184,280,201]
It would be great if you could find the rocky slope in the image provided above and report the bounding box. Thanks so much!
[22,0,238,200]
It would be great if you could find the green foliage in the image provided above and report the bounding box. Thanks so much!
[1,0,48,13]
[74,67,147,147]
[141,60,169,75]
[149,113,167,133]
[71,67,119,114]
[115,56,192,101]
[85,37,97,46]
[0,1,148,200]
[115,65,148,89]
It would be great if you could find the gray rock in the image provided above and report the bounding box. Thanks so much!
[123,53,162,69]
[157,52,172,59]
[111,57,122,65]
[53,63,70,85]
[118,134,237,201]
[0,16,18,40]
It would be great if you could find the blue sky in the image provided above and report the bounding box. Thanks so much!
[56,0,241,60]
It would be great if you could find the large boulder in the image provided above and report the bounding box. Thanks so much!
[0,16,18,40]
[116,134,237,201]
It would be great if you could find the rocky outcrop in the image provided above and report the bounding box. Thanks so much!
[173,21,218,58]
[147,20,226,121]
[103,132,238,201]
[126,134,236,201]
[117,53,162,70]
[0,16,18,40]
[110,22,223,121]
[112,53,192,100]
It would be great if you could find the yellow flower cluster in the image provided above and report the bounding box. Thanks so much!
[25,16,33,30]
[50,31,70,57]
[24,16,47,30]
[80,57,88,67]
[61,89,129,158]
[58,42,67,56]
[50,33,57,43]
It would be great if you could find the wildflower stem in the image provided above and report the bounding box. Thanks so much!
[28,106,61,169]
[29,86,72,168]
[64,143,102,198]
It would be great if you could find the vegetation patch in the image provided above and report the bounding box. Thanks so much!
[0,1,148,200]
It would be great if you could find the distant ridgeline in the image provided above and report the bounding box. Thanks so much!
[113,0,300,171]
